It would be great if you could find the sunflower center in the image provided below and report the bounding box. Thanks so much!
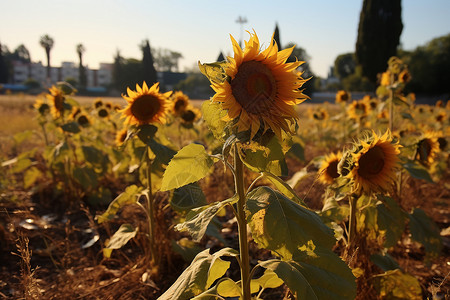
[181,110,196,122]
[131,95,160,122]
[326,160,340,179]
[417,139,432,162]
[231,61,277,115]
[358,146,385,178]
[174,99,186,112]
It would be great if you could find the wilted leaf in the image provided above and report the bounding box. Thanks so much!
[103,224,138,258]
[198,60,227,84]
[97,185,142,224]
[201,100,228,141]
[373,269,421,300]
[161,143,215,191]
[175,196,237,242]
[158,248,238,300]
[170,183,207,213]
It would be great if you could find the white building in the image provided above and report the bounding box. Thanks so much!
[11,60,113,88]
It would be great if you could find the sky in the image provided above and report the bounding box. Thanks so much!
[1,0,450,78]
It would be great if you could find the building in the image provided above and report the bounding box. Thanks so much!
[11,60,113,89]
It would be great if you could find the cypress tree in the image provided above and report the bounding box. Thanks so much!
[0,42,8,83]
[355,0,403,83]
[217,51,225,62]
[273,23,281,49]
[141,39,157,85]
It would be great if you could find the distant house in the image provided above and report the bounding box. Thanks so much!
[10,60,113,89]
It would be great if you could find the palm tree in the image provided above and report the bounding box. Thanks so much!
[39,34,54,82]
[76,43,87,88]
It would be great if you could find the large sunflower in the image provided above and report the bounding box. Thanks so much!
[347,131,401,193]
[210,31,308,139]
[46,86,65,119]
[120,82,171,126]
[319,152,342,184]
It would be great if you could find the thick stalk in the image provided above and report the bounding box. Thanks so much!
[348,193,358,250]
[234,144,251,300]
[146,147,158,266]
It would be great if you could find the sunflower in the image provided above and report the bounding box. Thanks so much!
[380,71,391,86]
[347,130,401,193]
[318,152,342,184]
[115,128,128,146]
[98,108,109,118]
[398,69,411,83]
[46,86,65,118]
[210,31,308,140]
[171,91,190,116]
[335,90,351,104]
[94,99,103,108]
[70,107,81,120]
[76,114,90,127]
[312,107,329,121]
[436,111,447,123]
[120,82,171,126]
[415,131,440,165]
[347,100,369,120]
[34,98,50,116]
[180,105,201,125]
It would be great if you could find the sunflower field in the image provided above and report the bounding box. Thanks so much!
[1,32,449,300]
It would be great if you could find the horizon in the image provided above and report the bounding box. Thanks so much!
[1,0,450,78]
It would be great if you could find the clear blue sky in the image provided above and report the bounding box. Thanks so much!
[1,0,449,78]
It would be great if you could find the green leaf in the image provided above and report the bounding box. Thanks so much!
[372,269,422,300]
[253,269,284,290]
[320,196,349,224]
[13,130,33,145]
[198,60,228,84]
[370,253,399,271]
[402,161,433,183]
[73,166,98,190]
[171,238,203,263]
[60,121,81,133]
[241,136,288,177]
[158,247,238,300]
[376,195,407,248]
[246,186,335,260]
[81,146,108,171]
[263,171,306,206]
[136,124,158,145]
[148,138,177,172]
[409,208,442,260]
[216,278,242,297]
[103,224,138,258]
[170,183,207,213]
[201,100,228,141]
[175,196,238,242]
[97,185,142,224]
[286,136,305,162]
[23,167,42,189]
[401,112,413,120]
[260,256,356,300]
[161,143,215,191]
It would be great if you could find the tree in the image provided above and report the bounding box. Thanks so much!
[402,34,450,95]
[355,0,403,83]
[76,43,87,89]
[273,23,281,49]
[0,42,8,83]
[39,34,54,81]
[12,45,31,63]
[217,52,225,62]
[152,48,183,72]
[334,53,356,80]
[140,39,158,85]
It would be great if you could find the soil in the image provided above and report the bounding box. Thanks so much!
[0,154,449,300]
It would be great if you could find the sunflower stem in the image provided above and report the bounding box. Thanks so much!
[389,87,394,132]
[348,193,359,251]
[146,146,158,267]
[233,143,251,300]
